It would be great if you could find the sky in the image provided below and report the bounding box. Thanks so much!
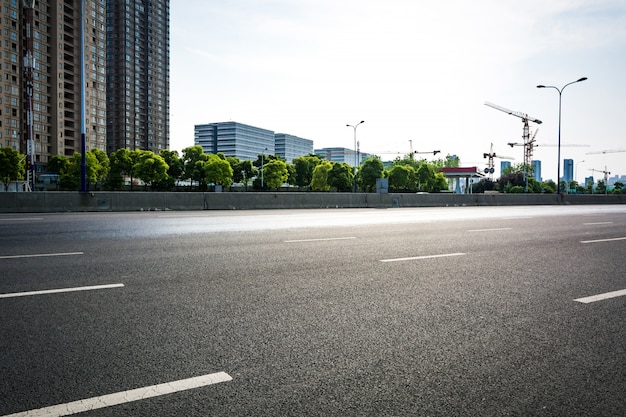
[170,0,626,184]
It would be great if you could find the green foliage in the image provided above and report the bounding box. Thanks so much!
[311,161,332,191]
[262,159,288,190]
[358,156,384,192]
[470,179,496,193]
[47,155,69,175]
[327,162,354,192]
[59,152,102,190]
[431,154,460,170]
[134,151,169,189]
[0,147,24,191]
[388,165,413,191]
[293,155,322,188]
[182,146,208,188]
[204,154,233,187]
[154,150,184,190]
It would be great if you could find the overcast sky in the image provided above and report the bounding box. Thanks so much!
[170,0,626,183]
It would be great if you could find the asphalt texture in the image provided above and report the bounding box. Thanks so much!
[0,205,625,416]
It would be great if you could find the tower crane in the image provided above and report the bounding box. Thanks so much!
[589,167,611,194]
[483,143,514,180]
[507,129,590,163]
[585,148,626,155]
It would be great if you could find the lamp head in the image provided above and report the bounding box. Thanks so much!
[536,85,546,88]
[577,77,588,82]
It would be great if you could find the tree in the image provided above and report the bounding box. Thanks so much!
[388,165,413,191]
[311,161,332,191]
[107,148,141,190]
[358,156,384,192]
[613,181,624,194]
[204,154,233,189]
[134,151,169,189]
[181,146,208,189]
[47,155,70,175]
[0,147,24,191]
[293,155,322,188]
[327,162,353,192]
[154,149,184,190]
[60,152,101,190]
[261,159,288,190]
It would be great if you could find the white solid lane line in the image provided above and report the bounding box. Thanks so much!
[467,228,512,232]
[285,237,357,243]
[574,289,626,304]
[582,222,613,225]
[2,372,233,417]
[380,253,465,262]
[580,237,626,244]
[0,284,124,299]
[0,252,83,260]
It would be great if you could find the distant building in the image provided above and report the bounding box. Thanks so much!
[315,147,371,166]
[500,161,511,174]
[563,159,574,183]
[274,134,314,163]
[531,160,542,182]
[584,176,595,187]
[194,122,275,161]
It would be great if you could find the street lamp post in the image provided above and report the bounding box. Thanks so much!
[346,121,364,192]
[261,147,267,189]
[537,77,587,194]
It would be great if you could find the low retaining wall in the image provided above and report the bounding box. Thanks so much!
[0,191,624,213]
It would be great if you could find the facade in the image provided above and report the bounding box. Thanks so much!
[315,147,370,166]
[274,133,313,163]
[500,160,511,174]
[194,122,275,161]
[0,0,169,177]
[563,159,574,183]
[1,0,107,174]
[531,160,542,182]
[105,0,170,153]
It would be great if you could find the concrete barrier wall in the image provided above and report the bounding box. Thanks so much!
[0,191,624,213]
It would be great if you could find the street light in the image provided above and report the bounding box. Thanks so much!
[537,77,587,193]
[346,121,364,192]
[261,147,268,189]
[575,160,585,185]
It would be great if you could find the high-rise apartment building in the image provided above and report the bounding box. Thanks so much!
[563,159,573,183]
[531,160,542,182]
[0,0,169,180]
[105,0,169,153]
[1,0,107,176]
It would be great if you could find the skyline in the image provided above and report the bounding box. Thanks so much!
[170,0,625,184]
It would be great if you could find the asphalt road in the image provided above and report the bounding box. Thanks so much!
[1,205,625,416]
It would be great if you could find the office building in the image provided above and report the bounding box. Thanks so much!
[105,0,170,153]
[500,161,511,174]
[195,122,275,161]
[1,0,107,174]
[274,133,313,163]
[531,160,542,182]
[0,0,170,174]
[563,159,573,183]
[315,147,371,166]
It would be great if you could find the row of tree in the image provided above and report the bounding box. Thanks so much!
[471,163,624,194]
[3,146,621,193]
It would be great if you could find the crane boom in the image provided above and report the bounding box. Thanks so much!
[586,148,626,155]
[484,101,542,124]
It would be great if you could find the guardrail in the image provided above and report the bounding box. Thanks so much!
[0,191,624,213]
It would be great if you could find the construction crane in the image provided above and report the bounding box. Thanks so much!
[485,102,542,191]
[507,129,590,163]
[586,148,626,155]
[589,167,611,194]
[483,143,514,180]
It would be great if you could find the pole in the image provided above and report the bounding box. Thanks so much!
[79,0,88,192]
[537,77,587,194]
[346,121,364,192]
